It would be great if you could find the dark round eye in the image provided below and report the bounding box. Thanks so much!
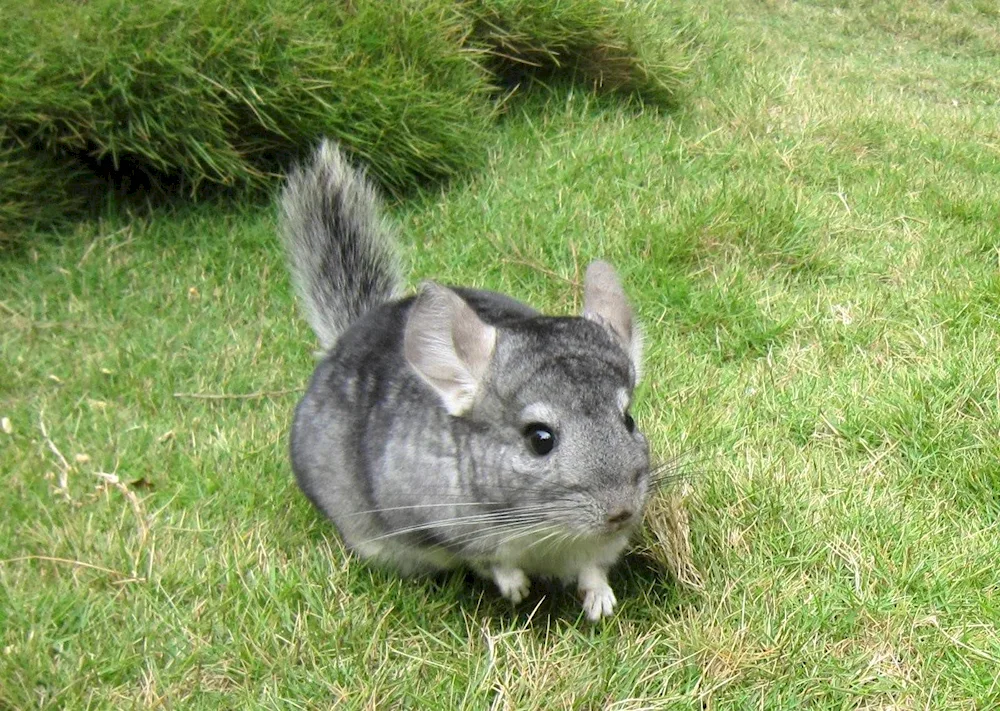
[522,423,557,456]
[624,412,636,433]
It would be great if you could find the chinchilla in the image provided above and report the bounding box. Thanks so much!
[280,140,650,621]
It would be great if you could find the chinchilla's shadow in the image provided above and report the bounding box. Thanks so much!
[294,504,695,627]
[436,549,693,629]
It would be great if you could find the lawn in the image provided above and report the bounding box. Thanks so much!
[3,0,1000,708]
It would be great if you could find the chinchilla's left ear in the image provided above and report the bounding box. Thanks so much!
[582,260,643,383]
[403,282,497,416]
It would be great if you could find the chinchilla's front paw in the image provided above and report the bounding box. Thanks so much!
[492,566,531,604]
[581,584,617,621]
[578,566,616,621]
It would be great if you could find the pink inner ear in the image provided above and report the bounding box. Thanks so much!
[403,282,496,415]
[582,260,635,348]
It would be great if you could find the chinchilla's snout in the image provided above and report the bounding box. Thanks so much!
[604,506,637,533]
[599,495,644,534]
[594,457,650,535]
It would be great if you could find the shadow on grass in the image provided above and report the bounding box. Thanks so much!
[390,547,691,628]
[290,493,696,626]
[481,548,691,624]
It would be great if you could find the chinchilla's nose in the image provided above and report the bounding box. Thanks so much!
[606,507,634,527]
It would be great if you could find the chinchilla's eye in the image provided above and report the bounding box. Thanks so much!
[624,412,635,433]
[522,423,557,456]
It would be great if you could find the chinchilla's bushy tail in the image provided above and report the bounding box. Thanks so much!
[280,140,402,350]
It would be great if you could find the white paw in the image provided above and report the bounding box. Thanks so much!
[493,567,530,604]
[578,566,617,621]
[581,583,617,621]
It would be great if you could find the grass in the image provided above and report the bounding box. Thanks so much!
[0,0,493,198]
[0,0,690,242]
[3,0,1000,707]
[0,130,100,246]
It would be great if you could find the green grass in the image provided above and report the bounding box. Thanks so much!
[0,130,101,246]
[0,0,690,242]
[4,0,1000,707]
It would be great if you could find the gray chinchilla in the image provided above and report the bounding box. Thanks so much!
[280,141,650,621]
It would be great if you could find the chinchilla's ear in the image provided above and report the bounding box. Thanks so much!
[404,282,497,416]
[582,260,644,382]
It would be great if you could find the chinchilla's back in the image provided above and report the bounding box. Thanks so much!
[279,140,401,350]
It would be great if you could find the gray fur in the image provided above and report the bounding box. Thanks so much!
[280,140,401,350]
[282,141,650,621]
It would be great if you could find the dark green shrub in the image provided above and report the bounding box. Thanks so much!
[1,0,492,193]
[0,130,98,246]
[467,0,690,104]
[0,0,691,244]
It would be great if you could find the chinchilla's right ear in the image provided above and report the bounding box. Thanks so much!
[404,283,497,416]
[582,260,644,382]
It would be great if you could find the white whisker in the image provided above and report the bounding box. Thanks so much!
[449,518,552,548]
[349,500,574,519]
[494,522,561,550]
[345,501,490,516]
[527,526,570,552]
[358,509,560,545]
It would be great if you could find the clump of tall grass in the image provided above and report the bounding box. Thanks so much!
[0,130,98,246]
[467,0,690,104]
[0,0,691,245]
[1,1,491,193]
